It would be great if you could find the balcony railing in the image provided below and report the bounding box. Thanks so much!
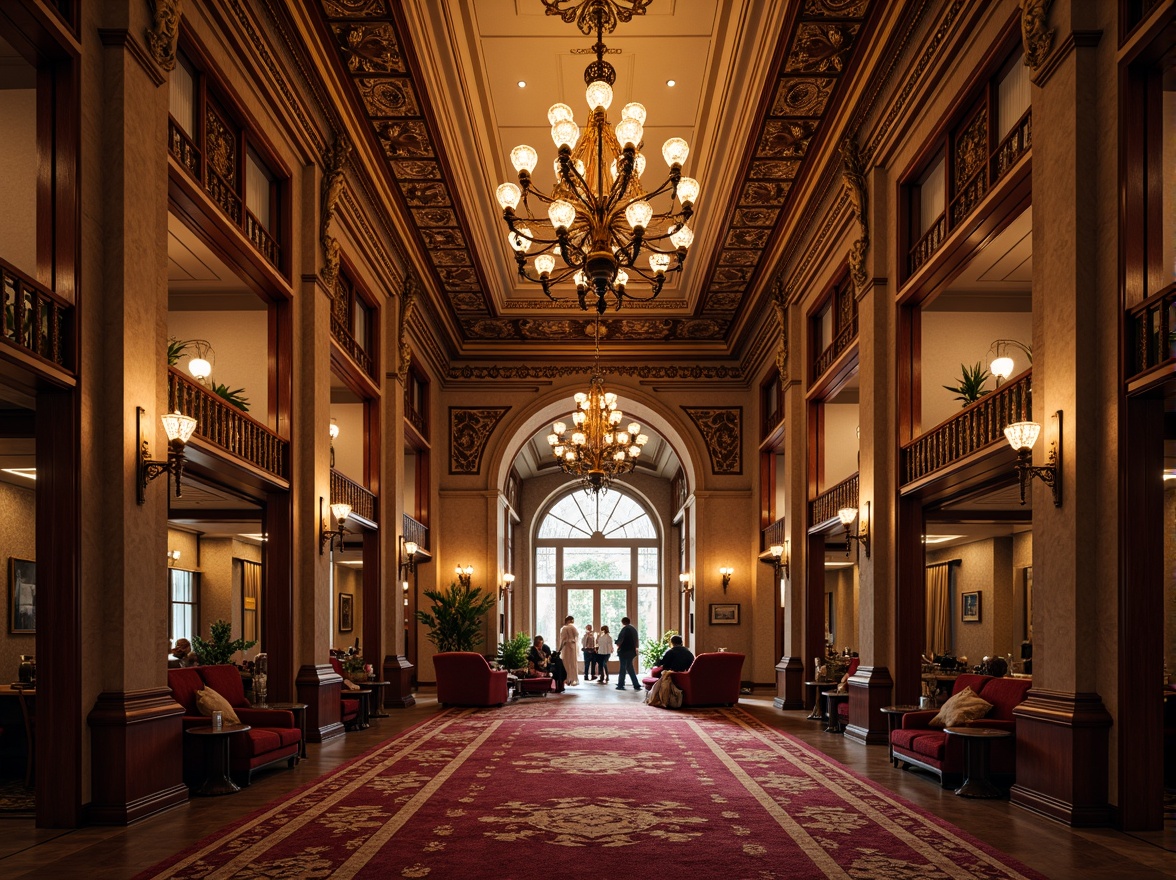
[245,209,279,269]
[1,259,72,373]
[909,213,947,274]
[763,516,786,549]
[901,369,1031,484]
[405,389,427,439]
[994,110,1032,182]
[402,513,429,551]
[331,469,376,524]
[810,473,858,527]
[1127,282,1176,379]
[331,312,374,377]
[812,317,858,380]
[168,368,289,481]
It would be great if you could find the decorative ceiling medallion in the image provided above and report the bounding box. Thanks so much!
[682,407,743,475]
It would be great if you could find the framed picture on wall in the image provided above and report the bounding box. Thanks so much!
[709,603,739,625]
[339,592,354,632]
[961,590,981,623]
[8,557,35,634]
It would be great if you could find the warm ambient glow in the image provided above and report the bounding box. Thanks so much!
[329,420,340,440]
[837,507,858,527]
[769,544,784,559]
[187,357,211,381]
[161,410,198,445]
[1,467,36,481]
[1003,421,1041,451]
[404,540,418,557]
[988,339,1032,384]
[719,566,734,577]
[456,564,474,576]
[330,502,351,523]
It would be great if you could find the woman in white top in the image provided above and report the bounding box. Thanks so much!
[557,615,580,686]
[594,625,614,683]
[581,624,598,681]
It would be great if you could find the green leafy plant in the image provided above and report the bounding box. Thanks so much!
[641,629,679,671]
[191,619,257,666]
[497,632,531,670]
[167,336,192,366]
[942,362,990,406]
[211,382,250,413]
[415,582,496,653]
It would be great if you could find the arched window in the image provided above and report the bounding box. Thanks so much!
[533,488,660,668]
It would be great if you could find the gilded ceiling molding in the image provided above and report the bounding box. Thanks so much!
[682,407,743,475]
[397,271,418,384]
[840,137,870,292]
[319,133,352,300]
[146,0,182,72]
[446,364,743,382]
[541,0,651,35]
[449,407,510,475]
[1020,0,1054,71]
[771,274,789,383]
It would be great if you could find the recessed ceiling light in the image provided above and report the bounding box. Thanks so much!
[666,79,676,87]
[1,468,36,481]
[517,80,527,88]
[922,534,963,545]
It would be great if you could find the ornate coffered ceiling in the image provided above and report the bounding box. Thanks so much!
[309,0,878,350]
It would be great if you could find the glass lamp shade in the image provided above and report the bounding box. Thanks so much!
[1003,421,1041,451]
[610,152,646,180]
[636,434,648,445]
[554,157,585,178]
[187,357,211,381]
[553,421,567,433]
[404,540,418,556]
[548,199,576,231]
[720,566,734,577]
[613,450,626,462]
[669,224,694,249]
[625,200,653,230]
[502,573,515,584]
[330,502,352,523]
[617,431,630,445]
[572,411,585,426]
[603,392,618,407]
[662,137,689,167]
[604,432,614,445]
[547,102,575,125]
[551,119,580,150]
[496,182,522,210]
[677,176,700,206]
[769,544,784,560]
[585,80,613,111]
[838,507,858,526]
[679,572,690,584]
[565,451,576,462]
[614,269,629,287]
[328,422,340,440]
[621,102,647,125]
[608,410,623,425]
[572,432,587,446]
[509,228,532,252]
[510,145,538,173]
[161,411,197,444]
[547,433,559,446]
[629,446,641,456]
[990,355,1015,380]
[614,118,643,150]
[627,421,640,434]
[649,253,670,275]
[574,392,588,406]
[535,254,556,276]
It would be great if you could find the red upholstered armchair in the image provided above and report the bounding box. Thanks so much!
[434,652,509,708]
[168,665,301,786]
[328,658,362,729]
[668,652,745,707]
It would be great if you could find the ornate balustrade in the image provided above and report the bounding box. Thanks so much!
[168,368,288,481]
[331,469,376,523]
[812,317,858,380]
[994,110,1031,181]
[1127,283,1176,378]
[1,258,72,372]
[810,473,858,527]
[402,513,429,552]
[763,516,786,549]
[245,209,279,269]
[901,370,1031,485]
[167,118,200,178]
[909,213,946,274]
[331,312,374,377]
[404,390,427,438]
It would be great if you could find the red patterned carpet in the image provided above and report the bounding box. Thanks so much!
[139,700,1047,879]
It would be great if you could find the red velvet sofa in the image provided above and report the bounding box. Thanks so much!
[642,652,745,707]
[890,673,1032,787]
[434,652,509,708]
[328,657,363,729]
[168,665,302,786]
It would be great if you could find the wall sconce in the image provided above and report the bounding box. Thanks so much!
[184,339,215,385]
[137,407,198,504]
[767,541,789,579]
[402,580,410,607]
[399,537,419,577]
[839,501,870,558]
[678,571,694,598]
[987,338,1032,386]
[328,418,339,468]
[319,497,351,554]
[455,564,474,588]
[1004,411,1062,507]
[719,566,734,593]
[499,572,515,600]
[166,549,181,566]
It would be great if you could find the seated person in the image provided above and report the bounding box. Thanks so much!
[526,636,553,676]
[656,635,695,674]
[170,638,200,668]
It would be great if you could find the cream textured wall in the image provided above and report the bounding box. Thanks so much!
[928,537,1020,664]
[822,402,860,491]
[167,309,269,423]
[0,481,35,679]
[330,402,364,482]
[333,564,363,652]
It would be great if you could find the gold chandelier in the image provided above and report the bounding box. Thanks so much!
[547,320,648,492]
[495,0,699,314]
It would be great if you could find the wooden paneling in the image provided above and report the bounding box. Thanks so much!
[264,491,294,703]
[773,656,804,710]
[295,664,345,743]
[843,666,893,745]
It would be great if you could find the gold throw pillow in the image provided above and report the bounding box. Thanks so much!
[929,686,992,728]
[196,686,241,725]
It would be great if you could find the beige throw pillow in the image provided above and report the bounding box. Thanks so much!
[196,686,241,724]
[929,686,992,728]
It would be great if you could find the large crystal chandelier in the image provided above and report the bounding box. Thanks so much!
[547,319,648,492]
[495,0,699,314]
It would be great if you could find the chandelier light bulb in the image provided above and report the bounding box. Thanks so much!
[572,432,587,446]
[535,254,556,276]
[990,356,1015,380]
[574,391,588,405]
[551,119,581,150]
[604,432,614,445]
[677,176,700,206]
[617,431,630,445]
[187,356,211,381]
[565,450,576,462]
[585,80,613,111]
[621,102,647,124]
[624,200,653,231]
[662,137,689,167]
[615,269,629,287]
[629,446,641,457]
[613,450,626,462]
[547,433,559,446]
[669,224,694,249]
[649,253,670,275]
[574,270,587,288]
[496,182,522,210]
[609,411,623,425]
[548,199,576,232]
[328,421,340,440]
[573,411,586,426]
[510,144,538,173]
[614,117,643,150]
[554,444,565,456]
[627,421,640,434]
[553,421,567,433]
[547,102,575,125]
[604,391,618,407]
[636,434,648,445]
[509,228,533,252]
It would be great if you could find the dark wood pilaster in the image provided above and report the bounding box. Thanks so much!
[363,528,382,671]
[844,665,893,745]
[264,491,294,703]
[86,689,188,825]
[894,495,925,706]
[382,655,416,708]
[773,656,804,710]
[1010,689,1112,826]
[296,663,345,742]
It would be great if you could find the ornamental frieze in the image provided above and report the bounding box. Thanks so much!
[450,407,510,475]
[682,407,743,475]
[447,364,744,382]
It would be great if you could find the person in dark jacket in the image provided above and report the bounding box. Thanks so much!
[614,617,640,690]
[656,635,694,673]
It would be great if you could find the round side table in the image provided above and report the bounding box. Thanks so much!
[804,681,833,720]
[880,705,922,767]
[822,691,849,733]
[186,723,251,796]
[945,727,1011,798]
[364,681,390,717]
[265,702,309,760]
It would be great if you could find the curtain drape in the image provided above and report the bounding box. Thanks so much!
[243,561,262,644]
[925,563,951,656]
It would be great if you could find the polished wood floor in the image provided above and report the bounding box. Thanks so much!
[0,686,1171,879]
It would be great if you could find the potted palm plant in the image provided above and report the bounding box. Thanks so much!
[415,582,496,653]
[943,362,990,406]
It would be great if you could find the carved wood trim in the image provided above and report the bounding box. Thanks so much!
[1019,0,1054,71]
[319,133,351,296]
[840,137,870,291]
[682,407,743,475]
[146,0,183,73]
[449,407,510,475]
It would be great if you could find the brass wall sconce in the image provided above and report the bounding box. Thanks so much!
[767,541,789,579]
[455,564,474,588]
[719,566,733,593]
[319,497,351,555]
[166,549,181,566]
[987,338,1032,386]
[399,537,419,577]
[839,501,870,558]
[137,407,198,504]
[499,572,515,599]
[1004,411,1062,507]
[678,572,693,598]
[328,418,339,468]
[402,579,410,607]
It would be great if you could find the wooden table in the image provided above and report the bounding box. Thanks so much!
[823,690,849,733]
[364,681,390,717]
[185,723,251,796]
[265,702,308,760]
[351,689,372,729]
[880,705,922,767]
[945,727,1011,798]
[803,681,836,720]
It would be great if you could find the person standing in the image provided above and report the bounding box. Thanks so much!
[581,624,597,681]
[558,615,580,686]
[614,616,640,690]
[594,625,613,683]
